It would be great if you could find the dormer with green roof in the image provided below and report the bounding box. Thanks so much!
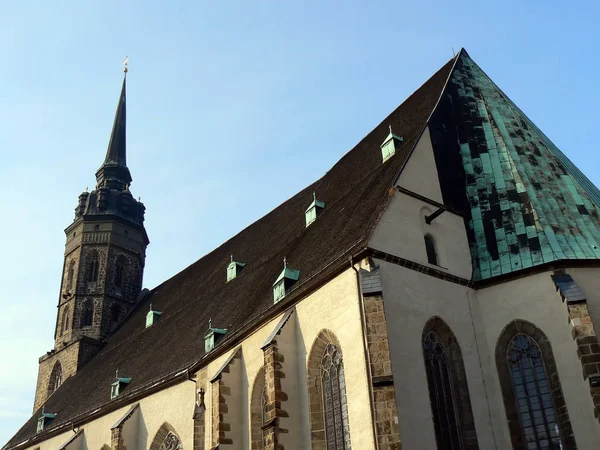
[381,125,403,163]
[273,258,300,303]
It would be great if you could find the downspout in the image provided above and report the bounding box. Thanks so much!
[350,256,380,450]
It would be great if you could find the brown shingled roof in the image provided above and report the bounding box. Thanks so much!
[5,54,456,449]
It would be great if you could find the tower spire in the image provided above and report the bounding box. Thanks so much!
[95,59,132,189]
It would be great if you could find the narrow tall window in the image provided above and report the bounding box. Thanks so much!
[88,251,99,282]
[251,368,266,449]
[423,331,461,449]
[507,334,562,448]
[321,343,350,450]
[115,257,125,289]
[66,260,75,291]
[425,235,438,265]
[496,320,576,450]
[47,362,62,396]
[308,331,352,450]
[82,300,93,327]
[422,318,479,450]
[110,303,122,330]
[61,306,70,335]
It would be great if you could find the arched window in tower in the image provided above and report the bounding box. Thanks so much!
[66,260,75,292]
[87,251,99,283]
[424,235,438,265]
[496,320,576,450]
[47,362,62,396]
[422,318,479,450]
[61,306,70,335]
[82,300,93,327]
[110,303,122,330]
[115,256,126,289]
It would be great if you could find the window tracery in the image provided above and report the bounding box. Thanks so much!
[321,343,350,450]
[423,330,461,450]
[506,334,562,449]
[158,432,182,450]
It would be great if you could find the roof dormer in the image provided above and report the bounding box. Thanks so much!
[110,369,131,399]
[381,125,403,163]
[36,407,56,433]
[305,193,325,227]
[145,304,162,328]
[273,257,300,303]
[205,319,227,353]
[226,255,245,282]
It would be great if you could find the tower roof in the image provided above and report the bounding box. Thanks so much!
[95,75,132,189]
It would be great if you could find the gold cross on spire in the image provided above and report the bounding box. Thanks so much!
[123,55,129,74]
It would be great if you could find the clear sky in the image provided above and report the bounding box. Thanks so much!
[1,0,599,444]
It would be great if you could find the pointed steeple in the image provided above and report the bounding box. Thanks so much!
[95,69,132,190]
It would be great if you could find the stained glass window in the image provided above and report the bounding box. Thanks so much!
[507,334,563,450]
[423,330,462,450]
[321,343,351,450]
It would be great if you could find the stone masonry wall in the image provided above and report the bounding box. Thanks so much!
[364,295,402,450]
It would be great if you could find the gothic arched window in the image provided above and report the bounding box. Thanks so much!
[321,343,350,450]
[66,260,75,291]
[425,235,438,265]
[422,317,479,450]
[158,432,182,450]
[496,320,576,450]
[250,368,266,449]
[115,256,126,289]
[88,251,99,282]
[82,300,93,327]
[61,306,70,335]
[149,424,182,450]
[48,362,62,395]
[307,330,352,450]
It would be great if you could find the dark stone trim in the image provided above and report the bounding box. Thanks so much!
[110,402,139,429]
[209,347,241,383]
[370,248,473,287]
[261,308,294,350]
[372,375,394,387]
[423,316,479,450]
[395,185,465,217]
[495,320,577,450]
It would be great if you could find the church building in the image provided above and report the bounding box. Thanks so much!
[5,49,600,450]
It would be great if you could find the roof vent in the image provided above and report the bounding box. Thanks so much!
[273,257,300,303]
[36,407,56,433]
[305,193,325,227]
[205,319,227,353]
[110,369,131,399]
[381,125,403,163]
[145,304,162,328]
[227,255,246,282]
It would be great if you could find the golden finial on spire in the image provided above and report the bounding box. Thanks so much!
[123,55,129,74]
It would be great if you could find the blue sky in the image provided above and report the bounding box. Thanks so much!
[1,0,599,444]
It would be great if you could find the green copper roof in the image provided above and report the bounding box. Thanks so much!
[430,51,600,280]
[273,267,301,285]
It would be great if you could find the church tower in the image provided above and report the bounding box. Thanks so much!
[33,65,149,412]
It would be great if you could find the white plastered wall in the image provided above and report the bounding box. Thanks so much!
[25,268,374,450]
[370,126,472,279]
[396,126,444,203]
[476,270,600,449]
[377,261,496,449]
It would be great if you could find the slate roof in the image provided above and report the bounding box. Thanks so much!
[5,51,456,449]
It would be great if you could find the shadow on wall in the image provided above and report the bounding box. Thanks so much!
[138,407,149,450]
[294,312,310,442]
